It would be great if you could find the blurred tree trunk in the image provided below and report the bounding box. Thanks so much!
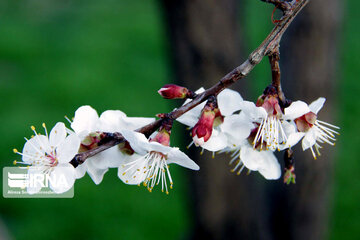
[273,0,342,240]
[160,0,341,239]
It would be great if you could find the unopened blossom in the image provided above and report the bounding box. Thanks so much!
[177,88,244,152]
[158,84,190,99]
[70,106,154,184]
[240,89,310,151]
[294,97,340,159]
[14,122,80,194]
[118,129,199,194]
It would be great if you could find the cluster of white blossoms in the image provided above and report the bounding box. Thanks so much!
[13,106,199,194]
[13,85,339,194]
[177,87,339,180]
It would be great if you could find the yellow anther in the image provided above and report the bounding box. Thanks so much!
[125,180,129,183]
[170,185,173,189]
[13,160,17,165]
[122,172,126,176]
[42,123,46,128]
[31,126,36,131]
[166,191,169,195]
[13,148,18,153]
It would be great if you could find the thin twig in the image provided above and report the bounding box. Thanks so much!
[70,0,309,168]
[268,51,287,105]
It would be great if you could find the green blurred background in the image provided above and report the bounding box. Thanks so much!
[0,0,358,239]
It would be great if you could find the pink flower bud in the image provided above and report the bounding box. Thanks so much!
[158,84,189,99]
[192,105,216,144]
[151,129,171,146]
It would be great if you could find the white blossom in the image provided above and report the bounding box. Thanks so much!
[118,130,199,194]
[70,105,154,184]
[14,122,80,194]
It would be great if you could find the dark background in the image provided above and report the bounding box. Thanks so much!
[0,0,359,239]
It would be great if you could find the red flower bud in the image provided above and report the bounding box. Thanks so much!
[158,84,189,99]
[192,105,216,145]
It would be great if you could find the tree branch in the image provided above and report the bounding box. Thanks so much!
[268,51,287,105]
[70,0,309,168]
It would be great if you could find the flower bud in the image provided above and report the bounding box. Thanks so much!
[151,128,171,146]
[192,105,216,145]
[158,84,189,99]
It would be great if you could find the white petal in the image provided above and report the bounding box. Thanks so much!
[117,154,147,185]
[57,134,81,163]
[284,101,310,120]
[239,101,267,120]
[221,114,254,145]
[86,160,109,185]
[71,106,99,134]
[283,132,305,149]
[86,156,109,170]
[147,141,173,154]
[201,130,228,152]
[49,163,76,194]
[22,135,49,163]
[120,130,150,155]
[309,97,326,114]
[99,110,127,132]
[240,145,263,170]
[302,129,316,150]
[217,89,243,116]
[103,146,125,168]
[49,122,67,148]
[167,148,200,170]
[258,151,281,180]
[75,162,87,179]
[87,146,124,169]
[119,117,155,131]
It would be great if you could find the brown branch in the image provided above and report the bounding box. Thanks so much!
[70,0,309,168]
[268,51,287,105]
